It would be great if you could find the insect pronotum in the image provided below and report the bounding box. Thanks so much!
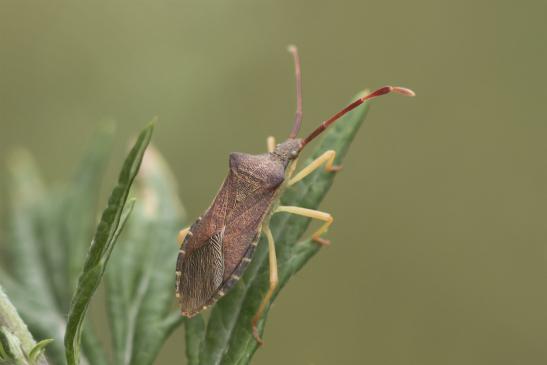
[175,46,415,344]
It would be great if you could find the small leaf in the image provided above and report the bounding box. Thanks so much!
[29,339,54,364]
[198,93,371,365]
[64,122,154,365]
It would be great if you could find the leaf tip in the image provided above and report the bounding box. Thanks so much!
[147,116,159,129]
[29,338,54,363]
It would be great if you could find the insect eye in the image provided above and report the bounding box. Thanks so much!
[290,150,298,158]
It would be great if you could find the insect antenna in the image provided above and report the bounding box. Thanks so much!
[288,45,303,139]
[300,86,415,149]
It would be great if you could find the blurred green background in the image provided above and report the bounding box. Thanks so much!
[1,1,547,364]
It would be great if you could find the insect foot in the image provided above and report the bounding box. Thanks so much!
[313,237,331,246]
[327,164,343,173]
[252,324,265,346]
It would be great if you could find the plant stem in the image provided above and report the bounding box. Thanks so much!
[0,285,49,364]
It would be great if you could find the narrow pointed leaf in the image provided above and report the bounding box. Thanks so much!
[64,123,154,365]
[106,147,186,365]
[61,125,114,365]
[29,339,54,364]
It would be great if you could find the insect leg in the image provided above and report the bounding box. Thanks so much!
[275,206,333,245]
[252,225,278,345]
[177,227,190,247]
[287,150,341,186]
[267,136,276,153]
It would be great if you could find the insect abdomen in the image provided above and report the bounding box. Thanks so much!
[178,229,225,316]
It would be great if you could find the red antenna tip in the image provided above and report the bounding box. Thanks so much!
[361,86,416,101]
[392,86,416,97]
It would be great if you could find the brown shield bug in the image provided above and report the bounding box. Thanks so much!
[175,46,415,344]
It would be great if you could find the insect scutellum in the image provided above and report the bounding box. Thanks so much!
[175,44,415,345]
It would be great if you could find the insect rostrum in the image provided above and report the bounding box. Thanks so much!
[175,46,415,344]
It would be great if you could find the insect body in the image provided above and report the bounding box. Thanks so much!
[176,140,299,316]
[175,46,414,344]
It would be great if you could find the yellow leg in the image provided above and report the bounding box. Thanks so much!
[288,150,341,186]
[275,206,333,245]
[267,136,276,153]
[177,227,190,246]
[252,225,278,345]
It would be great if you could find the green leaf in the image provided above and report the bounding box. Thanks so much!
[106,146,187,365]
[185,316,205,365]
[28,339,54,364]
[60,123,115,309]
[199,92,370,365]
[64,122,154,365]
[61,124,114,365]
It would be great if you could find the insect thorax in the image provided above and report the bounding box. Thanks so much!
[229,152,286,189]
